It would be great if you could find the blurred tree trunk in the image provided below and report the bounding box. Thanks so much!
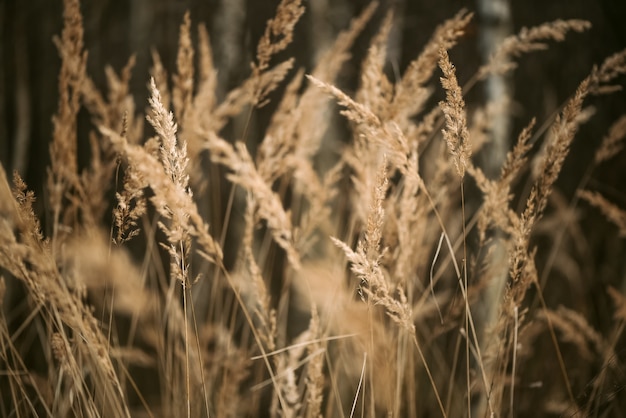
[475,0,512,416]
[477,0,512,178]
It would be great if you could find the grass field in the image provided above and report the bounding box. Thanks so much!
[1,0,626,416]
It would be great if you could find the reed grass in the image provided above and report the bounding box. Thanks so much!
[1,0,626,416]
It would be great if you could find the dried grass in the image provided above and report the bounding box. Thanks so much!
[2,1,626,417]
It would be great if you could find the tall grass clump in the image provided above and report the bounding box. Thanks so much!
[1,0,626,417]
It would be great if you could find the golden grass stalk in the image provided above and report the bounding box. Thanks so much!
[47,0,87,243]
[3,2,626,417]
[438,47,472,179]
[331,159,413,332]
[391,9,473,122]
[200,129,300,269]
[469,118,536,241]
[254,0,305,75]
[578,190,626,237]
[478,19,591,78]
[173,11,194,123]
[101,122,223,265]
[0,168,131,417]
[303,306,324,418]
[594,114,626,164]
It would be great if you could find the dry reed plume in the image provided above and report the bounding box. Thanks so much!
[1,0,626,417]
